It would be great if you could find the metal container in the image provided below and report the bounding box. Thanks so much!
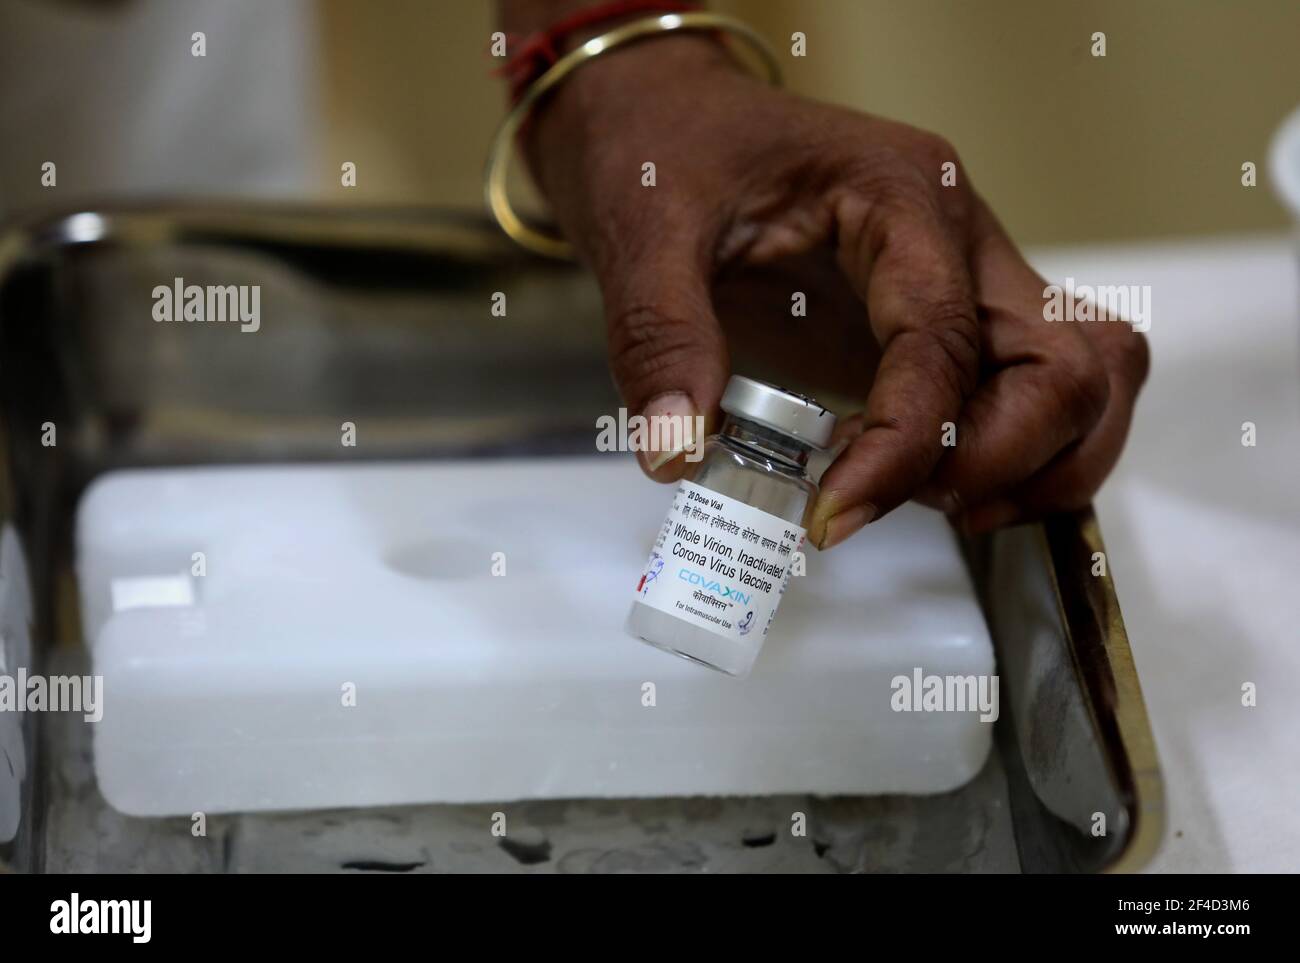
[0,204,1163,873]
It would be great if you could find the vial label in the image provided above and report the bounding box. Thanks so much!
[634,480,805,642]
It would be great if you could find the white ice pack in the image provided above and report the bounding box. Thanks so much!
[76,457,995,815]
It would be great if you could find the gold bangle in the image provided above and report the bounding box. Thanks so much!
[484,11,783,260]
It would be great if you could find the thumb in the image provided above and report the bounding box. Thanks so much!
[600,246,730,481]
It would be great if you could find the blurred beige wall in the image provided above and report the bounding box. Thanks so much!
[322,0,1298,246]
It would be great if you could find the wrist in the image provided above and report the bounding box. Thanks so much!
[487,5,782,259]
[522,34,737,186]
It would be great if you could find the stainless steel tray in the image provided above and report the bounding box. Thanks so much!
[0,204,1163,873]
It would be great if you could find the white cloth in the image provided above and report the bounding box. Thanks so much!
[0,0,319,215]
[1033,236,1300,873]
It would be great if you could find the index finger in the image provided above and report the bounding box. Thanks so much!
[809,196,979,549]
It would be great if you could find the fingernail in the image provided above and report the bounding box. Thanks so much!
[958,500,1020,535]
[818,504,876,549]
[828,415,866,455]
[640,392,698,472]
[810,498,877,550]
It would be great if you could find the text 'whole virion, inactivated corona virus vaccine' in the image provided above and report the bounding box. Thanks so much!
[627,376,836,676]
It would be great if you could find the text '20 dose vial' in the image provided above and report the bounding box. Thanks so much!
[627,376,836,676]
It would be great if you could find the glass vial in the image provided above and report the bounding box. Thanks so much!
[627,376,836,676]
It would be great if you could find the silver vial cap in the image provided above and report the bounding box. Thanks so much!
[719,376,836,449]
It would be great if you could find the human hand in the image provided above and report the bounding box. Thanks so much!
[521,34,1149,546]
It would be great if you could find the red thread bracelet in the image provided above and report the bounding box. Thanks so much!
[496,0,699,103]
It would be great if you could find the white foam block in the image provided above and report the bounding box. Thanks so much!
[76,457,994,816]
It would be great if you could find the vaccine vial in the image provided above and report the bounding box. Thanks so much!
[627,376,837,676]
